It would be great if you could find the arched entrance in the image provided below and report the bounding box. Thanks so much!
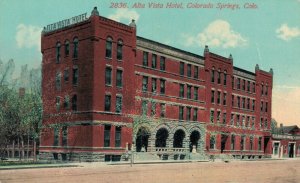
[173,129,185,148]
[155,128,169,147]
[189,131,200,152]
[136,127,150,152]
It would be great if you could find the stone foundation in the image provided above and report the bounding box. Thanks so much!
[39,152,106,162]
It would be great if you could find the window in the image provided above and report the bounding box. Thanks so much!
[65,40,69,56]
[231,135,235,150]
[224,71,227,85]
[242,97,245,109]
[104,125,111,147]
[64,69,69,82]
[252,117,255,128]
[73,38,78,58]
[186,107,191,121]
[53,128,59,146]
[250,136,253,150]
[265,102,268,112]
[265,86,268,95]
[187,85,191,99]
[63,96,70,109]
[252,82,256,93]
[258,137,262,151]
[241,135,245,150]
[143,52,148,66]
[160,56,165,71]
[264,119,268,129]
[116,96,122,113]
[217,70,221,84]
[179,106,184,120]
[142,76,148,92]
[62,126,68,146]
[237,78,240,89]
[217,91,221,104]
[211,69,215,82]
[223,93,227,105]
[116,69,123,87]
[247,81,250,92]
[237,96,240,108]
[105,37,112,58]
[179,84,184,98]
[105,67,112,85]
[187,64,191,77]
[105,95,111,111]
[237,114,240,126]
[252,99,255,111]
[232,76,235,89]
[217,111,221,123]
[142,100,148,115]
[115,127,121,147]
[56,72,61,90]
[223,113,226,124]
[242,116,245,127]
[152,54,157,68]
[261,101,263,112]
[232,95,234,107]
[193,108,198,121]
[194,66,198,79]
[210,110,214,123]
[211,90,215,103]
[261,84,264,96]
[117,39,123,60]
[210,135,216,149]
[151,78,157,93]
[230,114,234,125]
[160,103,166,117]
[72,67,78,85]
[56,96,60,111]
[194,87,198,100]
[160,79,165,95]
[260,118,263,128]
[242,79,245,90]
[247,98,250,109]
[151,102,156,116]
[180,62,184,76]
[246,116,250,127]
[56,42,61,63]
[72,95,77,111]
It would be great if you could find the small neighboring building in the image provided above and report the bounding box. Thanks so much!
[272,124,300,158]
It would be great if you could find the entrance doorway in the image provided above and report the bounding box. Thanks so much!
[155,128,169,147]
[221,134,228,153]
[288,143,295,158]
[136,127,150,152]
[173,130,185,148]
[189,131,200,152]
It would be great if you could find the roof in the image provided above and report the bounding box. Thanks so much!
[137,36,204,60]
[233,66,256,76]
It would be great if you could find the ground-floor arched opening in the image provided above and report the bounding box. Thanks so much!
[155,128,169,147]
[173,129,185,148]
[189,130,200,152]
[136,127,150,152]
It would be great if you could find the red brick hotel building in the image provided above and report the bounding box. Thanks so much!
[40,7,273,161]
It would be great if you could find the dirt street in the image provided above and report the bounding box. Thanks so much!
[0,159,299,183]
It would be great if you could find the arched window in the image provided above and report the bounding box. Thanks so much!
[217,69,221,84]
[106,37,113,58]
[55,72,61,90]
[72,66,78,86]
[64,95,70,109]
[117,39,123,60]
[72,95,77,111]
[211,67,215,83]
[65,40,69,56]
[73,38,78,58]
[56,42,61,63]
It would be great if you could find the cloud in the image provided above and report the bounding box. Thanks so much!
[182,20,247,48]
[16,24,42,51]
[276,24,300,41]
[272,86,300,126]
[108,8,139,23]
